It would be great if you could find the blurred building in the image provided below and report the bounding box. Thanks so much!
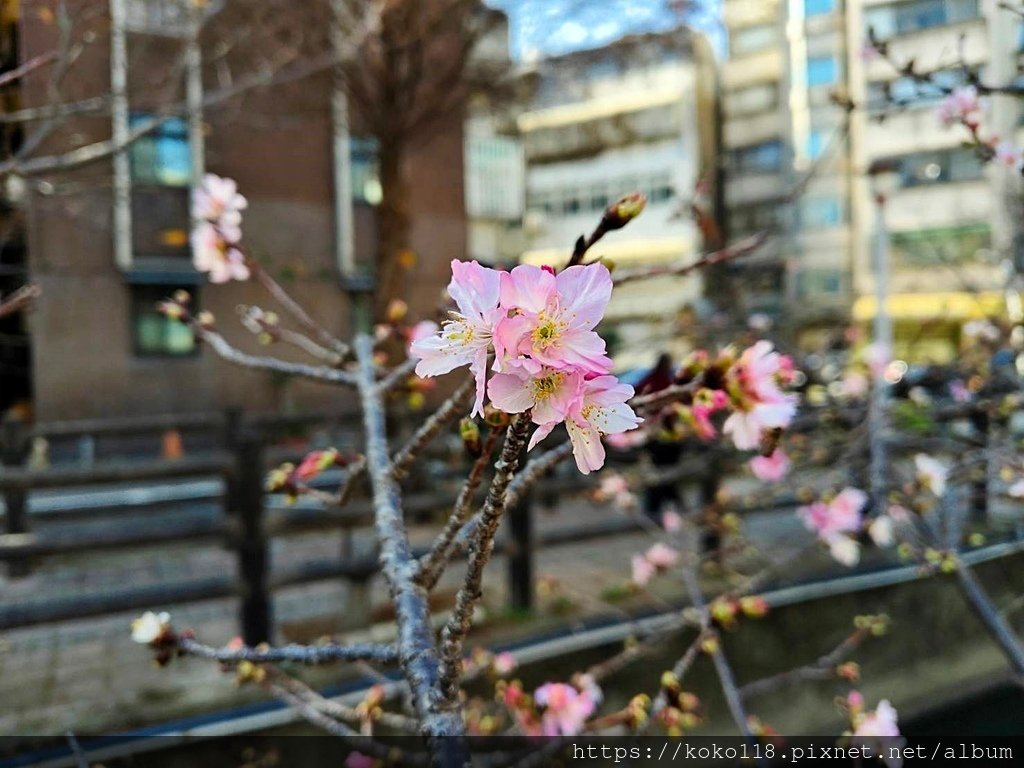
[513,29,720,373]
[722,0,1021,362]
[3,1,472,421]
[847,0,1018,362]
[720,0,854,344]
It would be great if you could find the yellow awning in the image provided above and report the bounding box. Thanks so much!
[520,237,693,267]
[852,291,1006,322]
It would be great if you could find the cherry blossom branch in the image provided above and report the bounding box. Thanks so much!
[0,284,41,319]
[194,322,357,385]
[437,413,532,703]
[951,555,1024,683]
[643,630,710,732]
[738,627,871,699]
[177,637,399,666]
[612,233,770,285]
[248,262,351,359]
[237,304,345,365]
[271,671,418,734]
[0,50,59,90]
[377,357,419,393]
[417,424,506,590]
[269,682,427,765]
[353,334,467,754]
[390,378,475,479]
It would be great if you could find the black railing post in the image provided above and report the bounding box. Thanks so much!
[969,406,990,522]
[231,430,271,644]
[2,418,31,577]
[700,452,723,558]
[507,447,534,613]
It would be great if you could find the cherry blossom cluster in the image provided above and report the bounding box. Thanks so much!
[496,675,603,736]
[797,487,899,567]
[846,691,901,740]
[936,86,1024,172]
[658,342,799,451]
[192,173,251,283]
[410,259,642,473]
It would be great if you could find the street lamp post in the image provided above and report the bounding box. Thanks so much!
[867,161,899,512]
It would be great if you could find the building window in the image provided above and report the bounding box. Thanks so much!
[801,196,843,228]
[806,129,826,159]
[805,0,835,17]
[797,269,843,297]
[724,82,779,116]
[730,24,779,56]
[864,0,980,39]
[891,147,983,187]
[131,284,198,357]
[866,67,976,111]
[727,200,786,236]
[806,55,838,87]
[351,137,382,205]
[891,224,991,266]
[129,114,191,261]
[728,141,784,174]
[130,115,190,187]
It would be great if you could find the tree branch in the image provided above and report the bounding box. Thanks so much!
[436,413,531,704]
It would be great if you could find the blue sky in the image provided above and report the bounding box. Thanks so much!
[486,0,723,60]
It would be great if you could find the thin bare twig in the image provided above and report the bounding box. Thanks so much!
[417,424,506,589]
[437,413,532,704]
[178,637,399,666]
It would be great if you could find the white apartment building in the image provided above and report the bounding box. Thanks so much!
[514,30,719,373]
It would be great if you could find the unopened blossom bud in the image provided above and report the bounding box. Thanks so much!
[196,310,215,328]
[131,611,172,645]
[896,542,914,560]
[710,598,738,628]
[172,289,191,305]
[627,693,651,728]
[701,635,720,655]
[739,595,769,618]
[385,299,408,323]
[836,662,860,681]
[604,192,647,231]
[257,331,274,346]
[940,554,957,574]
[660,670,680,692]
[407,391,426,411]
[677,692,700,712]
[483,404,510,428]
[459,417,482,457]
[234,660,266,685]
[968,532,985,547]
[157,301,184,321]
[679,711,701,729]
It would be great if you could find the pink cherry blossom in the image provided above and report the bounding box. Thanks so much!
[487,366,583,442]
[854,699,900,738]
[410,260,504,417]
[645,542,679,569]
[192,221,250,283]
[723,401,795,451]
[661,506,683,532]
[937,85,981,126]
[561,375,643,474]
[494,263,613,374]
[723,342,798,450]
[749,448,791,482]
[534,682,597,736]
[798,487,866,540]
[994,140,1023,171]
[493,651,517,676]
[631,553,655,586]
[193,173,248,243]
